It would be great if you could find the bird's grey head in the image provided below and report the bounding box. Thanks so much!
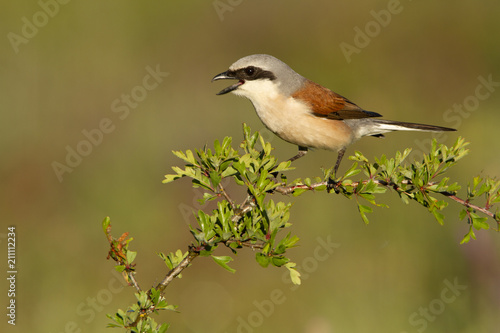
[212,54,305,97]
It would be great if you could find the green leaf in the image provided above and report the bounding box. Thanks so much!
[102,216,111,234]
[192,176,213,191]
[273,160,293,173]
[315,184,327,191]
[243,123,252,141]
[460,226,476,244]
[476,182,491,197]
[293,188,308,196]
[351,151,369,163]
[172,149,196,164]
[214,139,222,155]
[432,210,445,225]
[211,255,236,273]
[149,288,160,304]
[358,204,372,224]
[163,173,182,184]
[271,256,289,267]
[343,162,360,178]
[114,265,125,272]
[209,170,221,187]
[256,252,271,268]
[221,136,232,151]
[274,244,286,255]
[278,233,300,249]
[471,213,489,230]
[157,323,170,333]
[285,262,301,285]
[221,166,237,178]
[136,291,148,307]
[232,161,246,175]
[472,176,482,190]
[256,169,269,189]
[446,182,461,193]
[126,250,137,263]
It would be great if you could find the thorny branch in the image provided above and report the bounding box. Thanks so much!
[273,179,498,220]
[127,272,141,292]
[105,130,500,331]
[150,175,500,295]
[155,245,200,294]
[442,193,497,221]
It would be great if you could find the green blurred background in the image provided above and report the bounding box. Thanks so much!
[1,1,500,332]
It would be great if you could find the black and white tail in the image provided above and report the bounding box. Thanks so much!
[348,118,456,138]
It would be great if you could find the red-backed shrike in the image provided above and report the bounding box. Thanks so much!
[212,54,455,174]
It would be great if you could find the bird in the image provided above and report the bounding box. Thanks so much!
[212,54,456,175]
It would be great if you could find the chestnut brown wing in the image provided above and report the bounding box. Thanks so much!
[292,80,382,120]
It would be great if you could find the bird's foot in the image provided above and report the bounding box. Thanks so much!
[326,177,341,194]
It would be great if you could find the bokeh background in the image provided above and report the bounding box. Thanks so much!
[2,1,500,332]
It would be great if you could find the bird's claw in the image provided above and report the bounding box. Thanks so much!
[326,177,341,194]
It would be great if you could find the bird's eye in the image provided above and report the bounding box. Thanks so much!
[244,67,255,76]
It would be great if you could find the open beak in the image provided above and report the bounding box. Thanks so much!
[212,71,244,95]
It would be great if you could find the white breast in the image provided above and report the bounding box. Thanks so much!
[233,81,355,151]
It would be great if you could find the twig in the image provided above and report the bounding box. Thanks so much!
[225,239,265,250]
[443,193,496,219]
[231,194,256,222]
[273,179,497,219]
[274,182,326,195]
[153,194,261,294]
[218,182,235,209]
[155,246,200,293]
[127,272,141,292]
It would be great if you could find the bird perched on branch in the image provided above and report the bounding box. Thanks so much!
[212,54,455,174]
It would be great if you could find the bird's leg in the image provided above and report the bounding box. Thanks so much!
[270,146,308,178]
[327,147,346,193]
[287,146,308,163]
[333,148,346,176]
